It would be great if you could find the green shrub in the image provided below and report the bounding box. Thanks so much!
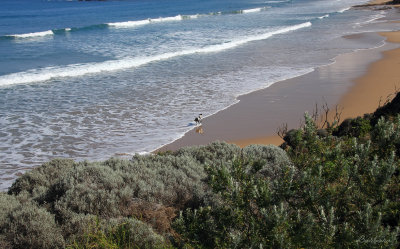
[3,108,400,249]
[334,117,372,138]
[283,129,303,148]
[68,217,167,249]
[5,149,212,245]
[174,141,241,166]
[0,193,65,248]
[174,114,400,248]
[8,159,76,200]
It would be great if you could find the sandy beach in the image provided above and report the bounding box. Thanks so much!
[338,31,400,120]
[159,5,400,152]
[355,0,400,7]
[235,30,400,147]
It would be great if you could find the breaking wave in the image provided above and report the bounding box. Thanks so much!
[5,30,54,39]
[0,22,311,86]
[241,8,264,13]
[107,7,268,28]
[318,14,329,19]
[2,6,270,38]
[107,15,199,28]
[338,7,351,13]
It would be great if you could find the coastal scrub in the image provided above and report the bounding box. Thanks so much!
[2,93,400,248]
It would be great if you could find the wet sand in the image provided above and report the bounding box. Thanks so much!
[356,0,400,7]
[338,31,400,120]
[159,21,400,152]
[234,31,400,147]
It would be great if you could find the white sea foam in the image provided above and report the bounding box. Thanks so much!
[6,30,54,38]
[338,7,351,13]
[186,14,201,19]
[108,19,151,28]
[151,15,183,22]
[137,151,150,155]
[193,22,312,53]
[241,8,264,14]
[65,28,72,31]
[355,12,385,26]
[0,22,311,86]
[107,7,266,29]
[108,15,185,28]
[264,0,289,3]
[318,14,329,19]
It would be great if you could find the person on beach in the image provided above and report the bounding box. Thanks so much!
[194,114,203,125]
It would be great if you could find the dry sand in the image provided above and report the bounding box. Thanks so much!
[159,28,400,152]
[369,0,391,4]
[369,0,398,5]
[338,31,400,120]
[234,31,400,147]
[354,0,400,8]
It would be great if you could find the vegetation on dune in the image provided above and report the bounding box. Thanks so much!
[1,93,400,248]
[174,111,400,248]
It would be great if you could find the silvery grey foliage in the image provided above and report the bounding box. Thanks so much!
[174,141,241,166]
[104,217,166,248]
[3,141,292,247]
[0,193,65,249]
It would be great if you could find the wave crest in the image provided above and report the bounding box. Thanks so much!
[318,14,329,19]
[241,8,264,13]
[338,7,351,13]
[107,15,202,28]
[6,30,54,39]
[0,22,311,86]
[107,7,268,29]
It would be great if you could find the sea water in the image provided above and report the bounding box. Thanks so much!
[0,0,395,190]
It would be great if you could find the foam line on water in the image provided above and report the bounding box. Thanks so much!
[6,30,54,39]
[318,14,329,19]
[2,7,269,38]
[154,66,316,154]
[107,7,267,29]
[338,7,351,13]
[264,0,289,3]
[354,12,386,26]
[0,22,312,86]
[241,8,264,14]
[107,15,186,28]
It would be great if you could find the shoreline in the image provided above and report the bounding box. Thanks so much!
[160,36,398,151]
[233,31,400,147]
[353,0,400,8]
[158,6,400,152]
[336,31,400,120]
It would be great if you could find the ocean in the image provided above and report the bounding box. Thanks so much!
[0,0,394,190]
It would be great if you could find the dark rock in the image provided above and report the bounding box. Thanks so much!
[334,118,353,137]
[373,92,400,123]
[317,129,329,138]
[334,117,372,138]
[283,129,301,148]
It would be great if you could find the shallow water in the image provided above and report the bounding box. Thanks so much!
[0,0,396,190]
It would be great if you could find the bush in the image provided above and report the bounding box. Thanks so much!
[4,148,212,245]
[68,217,167,249]
[0,193,65,248]
[174,114,400,248]
[334,117,371,138]
[8,159,76,200]
[3,106,400,248]
[283,129,303,148]
[174,141,241,166]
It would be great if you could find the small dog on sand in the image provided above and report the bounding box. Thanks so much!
[194,114,203,125]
